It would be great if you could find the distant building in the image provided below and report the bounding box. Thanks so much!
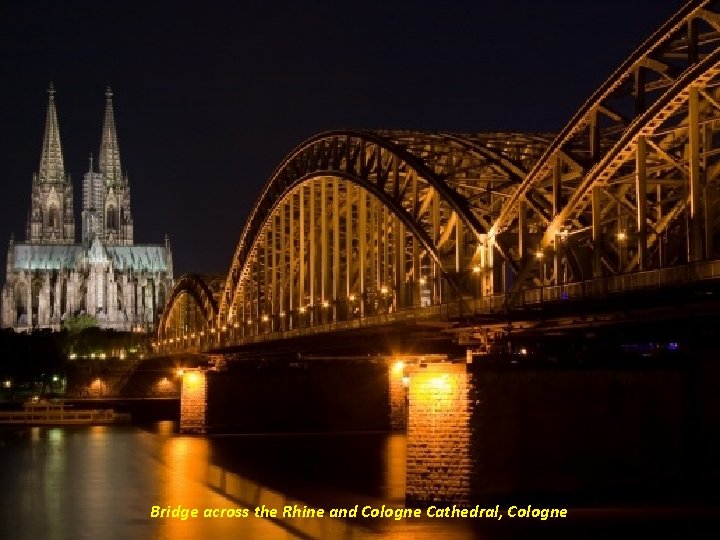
[1,84,173,332]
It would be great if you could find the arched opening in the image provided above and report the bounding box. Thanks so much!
[48,205,59,229]
[14,282,29,326]
[106,205,118,231]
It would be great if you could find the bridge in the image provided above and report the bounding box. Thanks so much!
[153,1,720,506]
[160,1,720,355]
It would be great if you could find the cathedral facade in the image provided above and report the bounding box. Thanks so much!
[1,85,173,332]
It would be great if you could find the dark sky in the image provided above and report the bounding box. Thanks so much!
[0,0,683,276]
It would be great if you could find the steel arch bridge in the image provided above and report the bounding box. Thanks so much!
[159,0,720,352]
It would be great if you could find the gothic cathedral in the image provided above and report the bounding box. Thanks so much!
[1,85,173,332]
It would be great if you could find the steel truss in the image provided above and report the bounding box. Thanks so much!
[159,0,720,347]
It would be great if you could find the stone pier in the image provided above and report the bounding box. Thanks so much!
[405,362,472,505]
[179,369,208,433]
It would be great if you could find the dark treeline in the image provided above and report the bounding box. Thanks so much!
[0,328,148,383]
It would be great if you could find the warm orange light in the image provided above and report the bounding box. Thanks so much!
[428,374,452,392]
[299,306,306,313]
[402,376,410,387]
[322,301,329,308]
[176,368,185,377]
[616,231,627,241]
[535,250,544,260]
[393,360,405,374]
[348,294,356,302]
[419,276,427,285]
[262,315,269,322]
[380,285,389,295]
[472,265,481,274]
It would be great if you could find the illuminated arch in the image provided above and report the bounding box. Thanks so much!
[217,131,550,327]
[158,274,223,344]
[487,0,720,301]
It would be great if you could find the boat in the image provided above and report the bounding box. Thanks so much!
[0,398,131,425]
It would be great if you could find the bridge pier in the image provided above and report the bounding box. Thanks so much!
[405,361,472,505]
[404,354,720,506]
[179,369,208,434]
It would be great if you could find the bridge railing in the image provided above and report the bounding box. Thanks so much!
[160,259,720,354]
[516,259,720,306]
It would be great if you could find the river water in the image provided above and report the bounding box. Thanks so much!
[0,423,714,540]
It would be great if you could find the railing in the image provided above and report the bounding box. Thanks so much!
[161,259,720,353]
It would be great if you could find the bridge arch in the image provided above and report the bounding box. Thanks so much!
[157,274,223,350]
[217,131,550,330]
[488,0,720,301]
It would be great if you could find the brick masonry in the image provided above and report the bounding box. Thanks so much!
[180,370,207,433]
[406,362,471,505]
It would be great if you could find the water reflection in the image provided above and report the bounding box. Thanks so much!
[0,425,484,540]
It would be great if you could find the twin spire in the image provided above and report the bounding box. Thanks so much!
[99,86,123,184]
[38,83,124,184]
[38,82,65,184]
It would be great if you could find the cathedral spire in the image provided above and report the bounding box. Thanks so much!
[99,86,122,184]
[38,82,65,183]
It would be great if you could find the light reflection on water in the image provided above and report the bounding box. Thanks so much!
[0,423,481,540]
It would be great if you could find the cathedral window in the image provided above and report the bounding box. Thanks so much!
[48,205,59,228]
[106,205,118,230]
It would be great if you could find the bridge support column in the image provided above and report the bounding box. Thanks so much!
[180,369,208,433]
[406,362,471,505]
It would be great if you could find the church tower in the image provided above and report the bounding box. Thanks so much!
[27,83,75,244]
[82,87,133,245]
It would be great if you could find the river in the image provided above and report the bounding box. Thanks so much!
[0,423,714,539]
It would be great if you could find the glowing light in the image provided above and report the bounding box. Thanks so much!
[428,374,452,392]
[279,311,286,318]
[393,360,405,374]
[299,306,306,313]
[616,231,627,241]
[233,323,239,328]
[519,347,528,356]
[199,331,205,336]
[380,285,389,295]
[210,328,215,334]
[472,265,481,274]
[3,380,11,388]
[52,375,59,382]
[69,353,77,360]
[419,276,427,285]
[262,315,269,322]
[402,376,410,387]
[176,368,185,377]
[348,294,356,302]
[535,250,544,260]
[221,326,227,332]
[322,301,329,308]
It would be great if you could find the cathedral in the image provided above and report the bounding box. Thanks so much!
[1,85,173,332]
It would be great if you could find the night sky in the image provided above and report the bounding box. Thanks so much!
[0,0,683,276]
